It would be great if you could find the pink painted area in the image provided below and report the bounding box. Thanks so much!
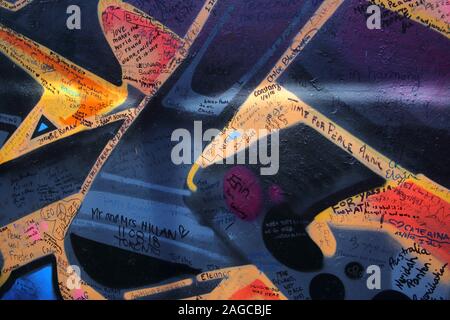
[223,166,263,221]
[72,288,85,300]
[40,221,48,232]
[100,5,183,94]
[25,223,41,242]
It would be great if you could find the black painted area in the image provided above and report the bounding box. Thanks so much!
[263,203,323,272]
[344,262,364,280]
[0,53,43,123]
[309,273,345,300]
[372,290,411,300]
[266,124,386,219]
[70,233,200,289]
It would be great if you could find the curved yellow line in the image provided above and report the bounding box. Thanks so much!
[187,163,200,192]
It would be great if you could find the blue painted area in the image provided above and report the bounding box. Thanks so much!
[37,122,48,132]
[228,131,241,141]
[0,131,8,148]
[100,173,191,196]
[1,265,57,300]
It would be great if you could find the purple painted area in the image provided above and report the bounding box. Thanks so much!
[268,184,285,204]
[334,0,450,113]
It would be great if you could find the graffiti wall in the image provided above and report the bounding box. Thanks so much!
[0,0,449,300]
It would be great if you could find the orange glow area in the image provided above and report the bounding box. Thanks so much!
[0,24,128,164]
